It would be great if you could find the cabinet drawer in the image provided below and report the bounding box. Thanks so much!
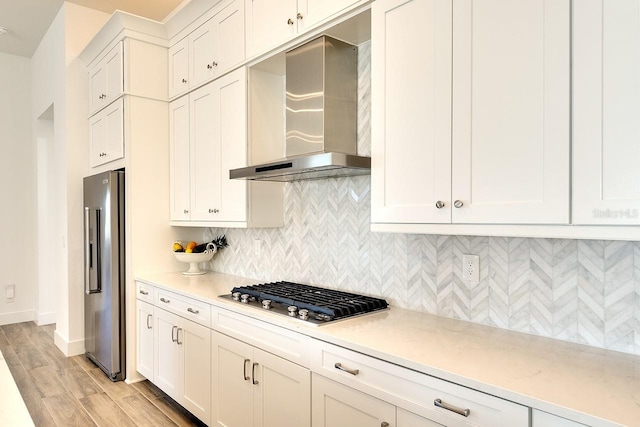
[211,306,310,367]
[135,281,154,304]
[311,341,529,427]
[154,288,211,327]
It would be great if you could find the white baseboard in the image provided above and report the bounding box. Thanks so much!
[0,310,34,326]
[54,330,85,357]
[35,311,56,326]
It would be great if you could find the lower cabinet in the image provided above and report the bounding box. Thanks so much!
[312,374,441,427]
[154,307,211,425]
[136,299,154,380]
[211,331,310,427]
[532,410,588,427]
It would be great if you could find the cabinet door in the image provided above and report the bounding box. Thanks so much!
[298,0,357,31]
[181,320,211,425]
[451,0,570,224]
[136,300,154,380]
[532,410,588,427]
[169,97,191,221]
[371,0,452,224]
[104,42,123,106]
[253,348,310,427]
[190,82,219,221]
[169,38,189,98]
[573,0,640,225]
[89,64,106,114]
[245,0,297,58]
[89,109,106,168]
[212,0,245,77]
[397,408,443,427]
[211,332,254,427]
[215,67,248,222]
[154,308,182,399]
[312,374,395,427]
[190,19,217,89]
[104,98,124,163]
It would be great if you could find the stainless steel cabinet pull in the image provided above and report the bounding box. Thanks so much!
[243,359,251,381]
[381,423,389,427]
[453,200,464,208]
[160,297,170,304]
[187,307,199,315]
[139,289,149,295]
[334,362,359,376]
[252,362,259,385]
[177,328,183,345]
[146,314,152,329]
[435,200,445,209]
[434,398,470,417]
[171,325,177,343]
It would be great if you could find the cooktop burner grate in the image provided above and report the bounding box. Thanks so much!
[229,281,388,321]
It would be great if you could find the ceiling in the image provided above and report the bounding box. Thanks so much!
[0,0,185,58]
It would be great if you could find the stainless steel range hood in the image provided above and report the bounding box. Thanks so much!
[230,35,370,182]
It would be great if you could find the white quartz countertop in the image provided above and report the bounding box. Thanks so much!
[137,271,640,427]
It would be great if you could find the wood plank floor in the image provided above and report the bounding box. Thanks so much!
[0,322,206,427]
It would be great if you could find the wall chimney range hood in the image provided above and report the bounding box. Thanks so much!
[230,35,371,182]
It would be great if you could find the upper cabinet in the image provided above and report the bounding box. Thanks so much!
[89,42,123,115]
[245,0,359,58]
[573,0,640,225]
[372,0,570,226]
[169,0,245,98]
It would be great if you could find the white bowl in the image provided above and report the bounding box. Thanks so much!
[173,250,215,275]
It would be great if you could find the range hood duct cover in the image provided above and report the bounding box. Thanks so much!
[230,35,370,182]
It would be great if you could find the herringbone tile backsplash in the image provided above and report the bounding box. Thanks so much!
[205,42,640,356]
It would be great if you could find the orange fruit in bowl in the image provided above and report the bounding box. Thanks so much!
[186,241,197,250]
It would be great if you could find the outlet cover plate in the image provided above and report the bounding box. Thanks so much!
[462,255,480,282]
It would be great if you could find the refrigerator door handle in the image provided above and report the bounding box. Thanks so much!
[84,207,102,295]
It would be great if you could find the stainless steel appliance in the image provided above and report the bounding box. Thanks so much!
[83,170,125,381]
[229,35,371,182]
[223,282,388,325]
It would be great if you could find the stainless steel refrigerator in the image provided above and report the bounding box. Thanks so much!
[83,170,125,381]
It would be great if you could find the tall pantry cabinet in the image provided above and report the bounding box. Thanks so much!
[371,0,570,226]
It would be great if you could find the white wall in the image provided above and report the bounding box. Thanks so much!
[0,52,36,325]
[31,2,109,354]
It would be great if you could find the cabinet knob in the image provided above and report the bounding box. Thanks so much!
[182,78,187,83]
[454,200,464,208]
[287,18,294,25]
[297,13,303,20]
[207,63,212,69]
[435,201,445,209]
[209,208,219,214]
[381,423,389,427]
[184,209,189,214]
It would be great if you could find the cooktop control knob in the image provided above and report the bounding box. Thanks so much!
[287,306,298,317]
[240,294,250,304]
[262,299,272,310]
[298,309,309,321]
[232,292,241,301]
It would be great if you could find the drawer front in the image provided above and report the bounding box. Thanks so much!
[211,306,311,367]
[135,281,154,303]
[154,288,211,327]
[311,341,529,427]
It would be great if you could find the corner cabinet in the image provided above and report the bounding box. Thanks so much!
[371,0,570,226]
[169,66,284,227]
[572,0,640,225]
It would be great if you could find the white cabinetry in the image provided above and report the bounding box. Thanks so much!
[245,0,358,58]
[136,296,154,380]
[169,0,245,98]
[89,42,123,115]
[89,98,124,168]
[211,331,311,427]
[311,341,529,427]
[372,0,570,226]
[169,67,283,227]
[532,410,588,427]
[573,0,640,225]
[154,307,211,425]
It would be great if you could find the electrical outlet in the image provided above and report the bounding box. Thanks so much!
[254,239,262,256]
[462,255,480,282]
[6,284,15,302]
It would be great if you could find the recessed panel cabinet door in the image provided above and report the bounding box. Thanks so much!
[371,0,453,224]
[181,320,211,425]
[154,309,182,398]
[245,0,297,58]
[213,0,245,77]
[169,97,191,221]
[190,19,217,88]
[298,0,358,31]
[451,0,570,224]
[136,300,154,380]
[169,38,189,98]
[573,0,640,225]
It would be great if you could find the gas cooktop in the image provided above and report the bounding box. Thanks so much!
[221,281,389,325]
